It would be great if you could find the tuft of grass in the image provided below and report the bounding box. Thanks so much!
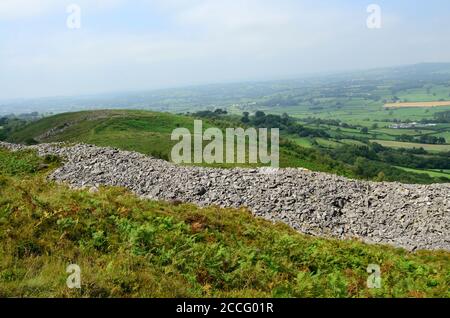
[0,149,60,176]
[0,149,449,298]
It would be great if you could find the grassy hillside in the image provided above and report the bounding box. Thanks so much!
[7,110,360,175]
[7,109,449,184]
[8,110,201,161]
[0,148,449,298]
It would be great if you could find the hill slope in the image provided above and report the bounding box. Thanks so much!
[0,147,449,297]
[7,110,361,175]
[8,110,199,161]
[8,109,450,184]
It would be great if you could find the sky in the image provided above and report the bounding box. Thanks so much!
[0,0,449,100]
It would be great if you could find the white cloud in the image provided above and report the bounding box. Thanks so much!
[0,1,383,98]
[0,0,59,20]
[0,0,124,20]
[175,0,292,31]
[0,0,449,99]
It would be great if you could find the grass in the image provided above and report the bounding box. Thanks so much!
[6,109,449,184]
[1,148,450,298]
[371,140,450,153]
[372,128,431,137]
[395,85,450,103]
[6,110,358,176]
[290,136,314,148]
[9,110,202,161]
[0,149,60,176]
[340,139,367,147]
[315,138,342,149]
[431,131,450,141]
[394,166,450,179]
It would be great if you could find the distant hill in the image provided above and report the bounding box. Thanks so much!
[2,63,450,116]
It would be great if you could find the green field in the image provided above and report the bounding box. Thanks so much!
[395,85,450,102]
[290,136,314,148]
[372,128,431,136]
[431,131,450,141]
[371,140,450,153]
[395,166,450,179]
[315,138,342,149]
[340,139,367,146]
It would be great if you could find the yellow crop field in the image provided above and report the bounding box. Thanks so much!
[384,101,450,108]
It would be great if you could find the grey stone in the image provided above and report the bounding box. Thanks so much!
[1,141,449,251]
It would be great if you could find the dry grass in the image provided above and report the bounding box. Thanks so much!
[384,101,450,108]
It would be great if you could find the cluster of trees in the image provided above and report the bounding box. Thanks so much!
[0,117,28,141]
[241,111,290,127]
[360,127,369,134]
[289,126,330,138]
[391,82,424,95]
[330,142,450,172]
[282,139,445,184]
[194,109,449,184]
[241,111,331,138]
[192,109,228,118]
[396,134,446,144]
[260,96,300,107]
[350,157,441,183]
[0,112,45,141]
[301,117,342,126]
[308,106,324,111]
[418,111,450,124]
[300,117,365,130]
[434,110,450,123]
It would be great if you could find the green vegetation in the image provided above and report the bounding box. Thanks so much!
[1,148,449,298]
[232,111,450,183]
[395,134,446,145]
[0,149,60,176]
[0,117,30,142]
[6,109,449,184]
[371,140,450,153]
[3,64,450,184]
[8,110,206,161]
[1,64,450,298]
[395,166,450,179]
[433,110,450,123]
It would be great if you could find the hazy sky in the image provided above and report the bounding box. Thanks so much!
[0,0,449,100]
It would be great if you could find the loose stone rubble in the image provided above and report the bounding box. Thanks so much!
[1,141,449,251]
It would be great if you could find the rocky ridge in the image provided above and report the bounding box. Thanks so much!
[1,141,449,251]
